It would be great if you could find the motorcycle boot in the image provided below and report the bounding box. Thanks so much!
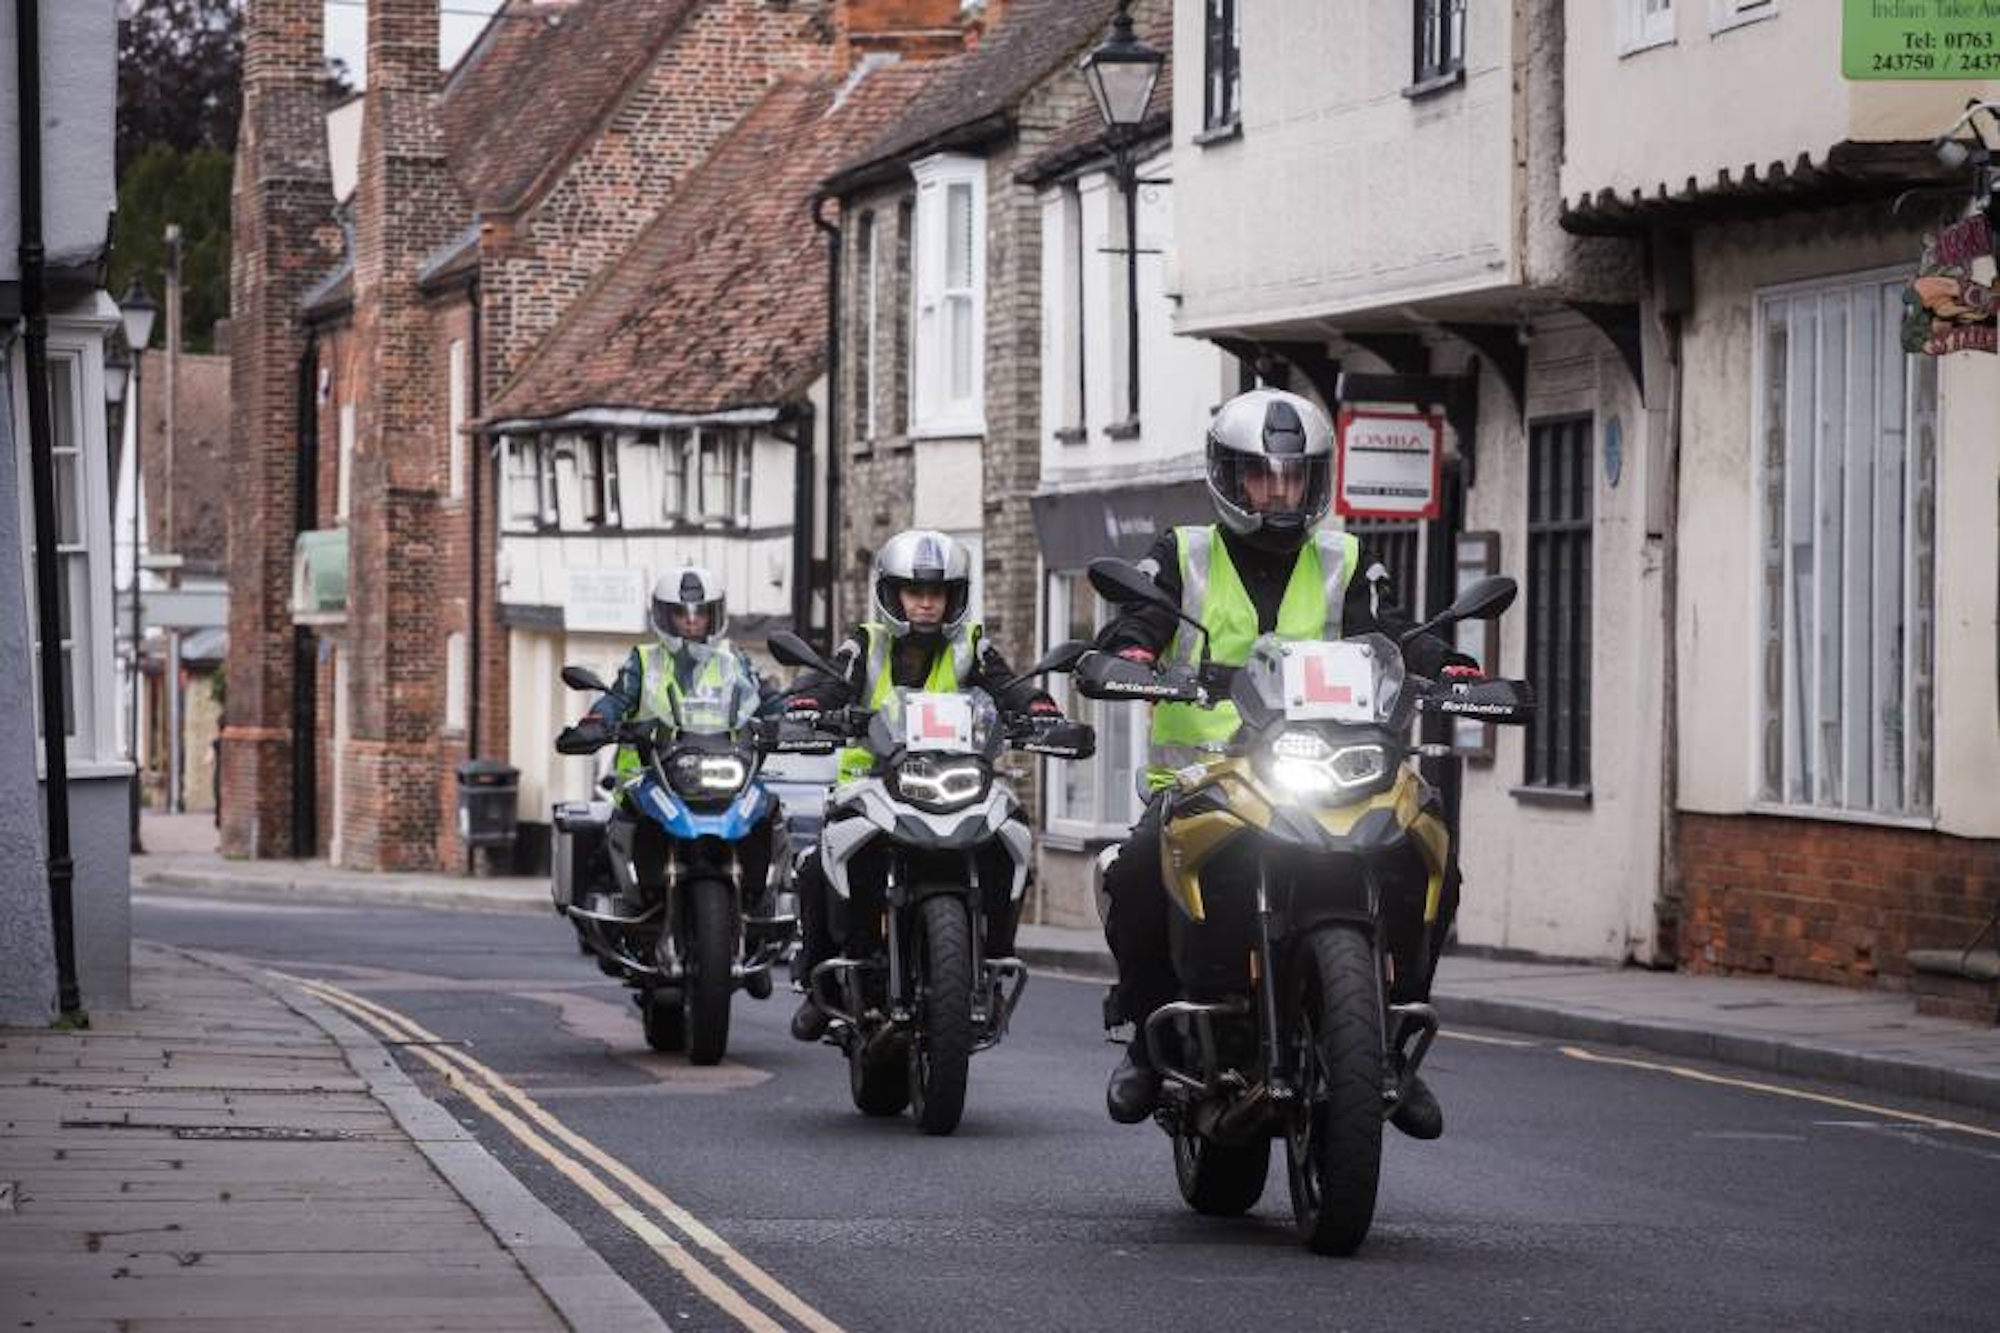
[1106,1036,1163,1124]
[790,990,830,1041]
[1391,1073,1444,1140]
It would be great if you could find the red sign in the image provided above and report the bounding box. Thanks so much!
[1301,656,1353,706]
[1335,408,1443,521]
[915,703,959,741]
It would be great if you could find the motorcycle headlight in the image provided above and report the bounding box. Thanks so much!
[892,755,988,811]
[667,750,749,799]
[1264,732,1390,801]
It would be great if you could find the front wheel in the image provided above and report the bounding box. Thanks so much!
[1284,924,1386,1256]
[907,894,973,1136]
[681,879,736,1066]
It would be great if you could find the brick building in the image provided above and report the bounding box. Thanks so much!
[228,0,983,872]
[481,56,934,846]
[819,0,1131,843]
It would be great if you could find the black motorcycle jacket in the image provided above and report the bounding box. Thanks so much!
[1096,526,1475,679]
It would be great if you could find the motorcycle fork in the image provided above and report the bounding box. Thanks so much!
[1254,860,1287,1092]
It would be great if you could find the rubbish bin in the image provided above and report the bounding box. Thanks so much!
[456,758,520,849]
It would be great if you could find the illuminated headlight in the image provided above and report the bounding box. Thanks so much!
[668,751,749,798]
[1265,732,1389,800]
[893,756,987,810]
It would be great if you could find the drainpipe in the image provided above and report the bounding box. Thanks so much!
[811,192,842,650]
[784,403,816,641]
[465,277,482,876]
[1652,227,1692,967]
[17,0,83,1021]
[290,334,319,857]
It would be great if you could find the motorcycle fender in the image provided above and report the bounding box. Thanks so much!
[820,814,878,900]
[995,815,1032,902]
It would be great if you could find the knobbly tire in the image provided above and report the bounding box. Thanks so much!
[1285,923,1385,1256]
[682,879,736,1066]
[1174,1129,1271,1216]
[907,894,973,1136]
[848,1042,911,1117]
[640,990,686,1053]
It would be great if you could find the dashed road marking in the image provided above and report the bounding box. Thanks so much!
[293,975,843,1333]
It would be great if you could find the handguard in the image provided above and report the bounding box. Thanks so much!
[1074,650,1203,704]
[1424,677,1536,725]
[1016,719,1096,760]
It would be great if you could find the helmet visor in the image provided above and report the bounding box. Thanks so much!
[652,598,723,642]
[879,577,969,632]
[1209,452,1331,524]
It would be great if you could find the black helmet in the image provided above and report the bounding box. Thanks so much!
[1206,388,1334,553]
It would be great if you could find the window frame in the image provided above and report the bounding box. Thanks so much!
[501,434,544,530]
[1710,0,1776,35]
[1408,0,1467,94]
[444,631,467,734]
[1519,414,1594,797]
[1202,0,1241,134]
[1750,266,1937,824]
[859,210,880,449]
[909,154,987,439]
[446,337,467,502]
[1619,0,1676,55]
[336,401,356,523]
[11,326,119,768]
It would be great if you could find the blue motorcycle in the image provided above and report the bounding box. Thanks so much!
[553,660,791,1064]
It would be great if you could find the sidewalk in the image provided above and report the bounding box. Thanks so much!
[0,942,663,1331]
[133,832,2000,1117]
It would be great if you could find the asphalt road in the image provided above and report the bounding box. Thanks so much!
[137,893,2000,1333]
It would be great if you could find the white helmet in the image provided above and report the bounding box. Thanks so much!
[870,529,972,640]
[1206,388,1335,553]
[650,566,727,657]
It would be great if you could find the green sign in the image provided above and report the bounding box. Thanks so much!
[1844,0,2000,79]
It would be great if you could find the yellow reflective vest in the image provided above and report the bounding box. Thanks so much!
[1146,526,1360,789]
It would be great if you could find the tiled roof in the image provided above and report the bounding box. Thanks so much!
[486,63,932,426]
[827,0,1121,190]
[300,257,354,318]
[439,0,699,215]
[417,224,482,289]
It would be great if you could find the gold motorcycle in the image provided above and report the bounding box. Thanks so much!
[1077,559,1532,1255]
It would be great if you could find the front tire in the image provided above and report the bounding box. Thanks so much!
[907,894,973,1136]
[682,879,736,1066]
[1174,1131,1270,1216]
[1285,924,1386,1256]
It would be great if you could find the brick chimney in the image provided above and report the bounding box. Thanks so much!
[340,0,470,869]
[837,0,969,70]
[221,0,341,859]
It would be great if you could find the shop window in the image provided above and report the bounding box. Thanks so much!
[1756,271,1936,818]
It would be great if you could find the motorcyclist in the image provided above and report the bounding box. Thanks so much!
[781,529,1065,1041]
[560,566,782,897]
[1088,388,1480,1135]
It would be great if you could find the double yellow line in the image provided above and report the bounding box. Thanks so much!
[291,975,843,1333]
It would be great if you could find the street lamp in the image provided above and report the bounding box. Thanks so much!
[119,278,157,852]
[1078,2,1163,429]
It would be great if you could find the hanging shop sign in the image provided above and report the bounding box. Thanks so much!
[1335,407,1443,521]
[1843,0,2000,80]
[1903,212,1999,356]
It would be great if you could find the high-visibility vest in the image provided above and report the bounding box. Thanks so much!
[614,642,745,777]
[1145,526,1360,789]
[836,621,982,785]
